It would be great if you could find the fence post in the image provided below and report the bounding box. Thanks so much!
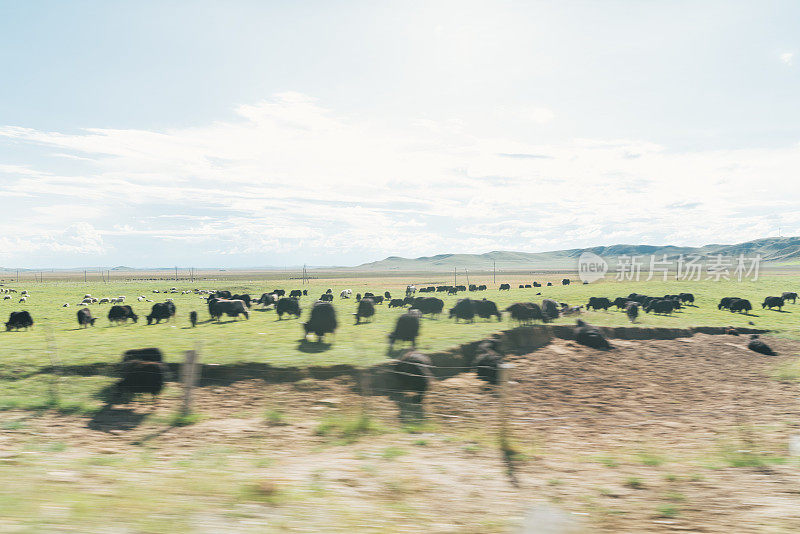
[180,349,200,416]
[497,362,519,486]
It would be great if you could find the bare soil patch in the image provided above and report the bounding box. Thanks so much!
[2,334,799,532]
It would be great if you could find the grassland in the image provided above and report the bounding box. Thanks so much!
[2,271,800,532]
[1,270,800,413]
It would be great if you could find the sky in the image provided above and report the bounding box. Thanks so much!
[1,0,799,268]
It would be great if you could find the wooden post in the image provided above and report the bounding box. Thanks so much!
[180,349,200,415]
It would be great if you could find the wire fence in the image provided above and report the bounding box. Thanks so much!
[10,339,800,464]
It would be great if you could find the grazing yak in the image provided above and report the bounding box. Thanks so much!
[272,289,286,297]
[469,284,478,292]
[389,309,421,349]
[5,311,33,331]
[212,290,232,299]
[644,299,676,315]
[546,282,553,286]
[409,297,444,317]
[747,334,775,355]
[449,298,477,323]
[384,291,391,299]
[505,302,544,324]
[370,295,385,305]
[718,297,742,310]
[303,289,308,296]
[355,293,362,301]
[303,301,337,342]
[729,298,753,314]
[679,292,695,304]
[258,293,277,307]
[562,278,570,285]
[499,283,511,291]
[475,299,502,321]
[478,284,487,291]
[781,291,798,304]
[390,351,433,403]
[586,297,612,311]
[575,319,610,349]
[108,305,138,325]
[118,359,166,397]
[340,289,352,299]
[76,307,96,328]
[147,302,176,324]
[209,299,249,321]
[189,311,198,327]
[319,293,334,302]
[541,299,560,322]
[276,297,301,319]
[473,339,503,385]
[518,284,525,289]
[762,296,785,311]
[625,302,639,323]
[289,289,303,298]
[355,298,376,324]
[388,298,406,308]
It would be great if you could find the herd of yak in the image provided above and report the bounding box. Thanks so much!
[2,284,793,402]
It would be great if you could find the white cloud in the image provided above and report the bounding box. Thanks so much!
[0,92,799,266]
[781,52,794,65]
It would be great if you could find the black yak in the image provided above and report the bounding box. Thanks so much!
[762,296,785,310]
[77,307,96,328]
[388,309,421,349]
[355,298,375,324]
[276,297,302,319]
[146,302,176,325]
[575,320,610,349]
[747,334,775,355]
[303,301,337,342]
[108,305,138,325]
[5,311,33,331]
[505,302,544,324]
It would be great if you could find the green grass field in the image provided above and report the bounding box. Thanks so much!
[1,272,799,413]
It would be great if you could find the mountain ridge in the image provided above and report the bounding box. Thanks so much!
[354,236,800,271]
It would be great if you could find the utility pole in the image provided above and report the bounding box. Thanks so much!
[453,267,457,287]
[84,270,86,283]
[465,268,470,286]
[16,269,19,283]
[493,261,496,284]
[175,266,178,281]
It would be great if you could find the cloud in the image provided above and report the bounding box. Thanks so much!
[0,92,799,266]
[781,52,794,66]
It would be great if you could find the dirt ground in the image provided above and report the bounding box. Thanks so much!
[1,333,799,533]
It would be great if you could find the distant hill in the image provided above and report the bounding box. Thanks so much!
[354,237,800,271]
